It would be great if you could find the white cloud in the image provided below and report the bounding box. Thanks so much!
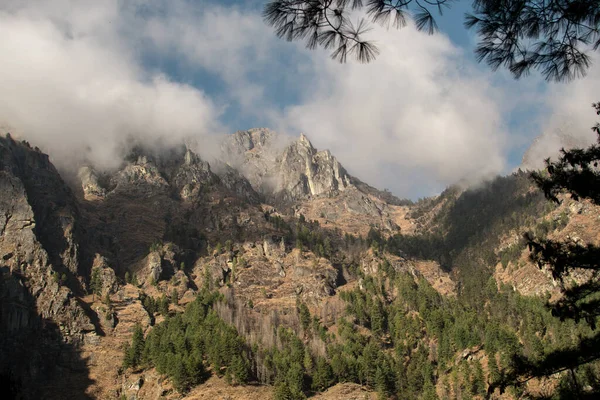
[520,62,600,169]
[274,24,509,196]
[3,0,576,198]
[0,0,223,170]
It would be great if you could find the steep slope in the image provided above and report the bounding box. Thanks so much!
[222,128,411,233]
[2,130,599,399]
[0,136,95,398]
[221,128,350,200]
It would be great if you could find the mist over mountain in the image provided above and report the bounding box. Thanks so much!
[6,0,600,199]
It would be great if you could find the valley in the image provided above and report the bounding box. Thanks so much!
[0,130,598,399]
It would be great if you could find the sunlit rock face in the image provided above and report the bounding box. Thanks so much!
[222,129,350,201]
[277,133,350,198]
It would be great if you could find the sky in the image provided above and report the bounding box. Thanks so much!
[1,0,599,199]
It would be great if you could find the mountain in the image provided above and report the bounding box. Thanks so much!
[1,131,599,399]
[0,136,94,398]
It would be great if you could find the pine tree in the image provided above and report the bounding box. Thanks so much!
[303,349,313,372]
[298,302,311,333]
[230,354,249,385]
[122,341,133,369]
[471,359,485,397]
[159,295,169,315]
[507,102,600,397]
[312,357,334,392]
[488,354,500,387]
[274,382,294,400]
[130,323,145,368]
[90,267,102,301]
[422,379,439,400]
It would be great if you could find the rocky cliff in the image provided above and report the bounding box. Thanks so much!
[222,129,406,231]
[0,136,95,398]
[222,129,350,200]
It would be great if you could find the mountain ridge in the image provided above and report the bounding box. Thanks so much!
[1,131,599,399]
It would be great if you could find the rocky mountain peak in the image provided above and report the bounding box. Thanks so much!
[226,128,277,154]
[298,133,314,150]
[277,133,350,199]
[221,129,351,202]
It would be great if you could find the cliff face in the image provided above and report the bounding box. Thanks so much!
[0,136,94,398]
[222,129,350,200]
[276,134,350,199]
[221,129,404,231]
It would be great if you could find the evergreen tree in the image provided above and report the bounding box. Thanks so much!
[421,379,439,400]
[159,295,170,315]
[506,103,600,397]
[274,382,294,400]
[264,0,600,82]
[90,267,102,301]
[312,357,334,392]
[122,341,133,369]
[488,354,501,387]
[471,359,485,397]
[230,354,249,385]
[298,302,311,333]
[130,323,145,368]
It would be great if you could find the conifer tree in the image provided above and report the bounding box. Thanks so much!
[90,267,102,301]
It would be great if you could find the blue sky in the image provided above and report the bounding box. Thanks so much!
[1,0,599,199]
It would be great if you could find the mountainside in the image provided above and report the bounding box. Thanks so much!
[1,131,599,399]
[0,137,94,398]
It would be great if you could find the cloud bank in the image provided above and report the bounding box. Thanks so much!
[1,0,595,197]
[0,0,224,170]
[522,63,600,170]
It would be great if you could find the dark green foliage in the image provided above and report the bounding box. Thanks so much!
[471,359,485,397]
[532,103,600,205]
[267,212,336,261]
[312,357,333,392]
[298,302,311,333]
[488,354,501,386]
[140,292,157,317]
[336,264,599,398]
[264,1,600,81]
[230,354,249,385]
[139,289,249,393]
[123,323,145,369]
[90,267,102,299]
[507,103,600,397]
[158,295,170,316]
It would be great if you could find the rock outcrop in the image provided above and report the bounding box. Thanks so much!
[277,134,350,199]
[222,129,350,201]
[0,136,95,398]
